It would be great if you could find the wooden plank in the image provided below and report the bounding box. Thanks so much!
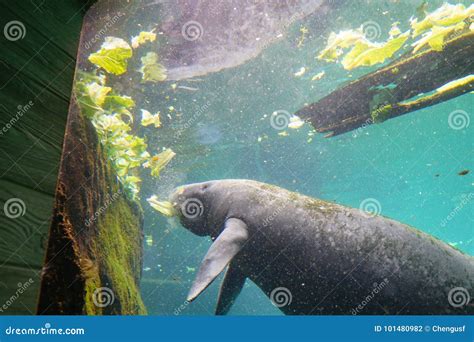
[296,31,474,137]
[0,0,92,314]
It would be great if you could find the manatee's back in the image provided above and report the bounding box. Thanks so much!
[233,181,473,314]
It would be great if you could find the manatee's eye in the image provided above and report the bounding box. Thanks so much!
[201,184,209,191]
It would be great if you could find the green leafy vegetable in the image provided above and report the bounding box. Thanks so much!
[131,30,157,49]
[143,148,176,177]
[139,52,167,82]
[141,109,161,128]
[88,37,133,75]
[342,32,409,70]
[147,196,176,217]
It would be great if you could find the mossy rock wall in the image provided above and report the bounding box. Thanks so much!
[37,99,146,315]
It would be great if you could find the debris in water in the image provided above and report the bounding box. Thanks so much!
[288,116,305,129]
[141,109,161,128]
[294,67,306,77]
[311,71,325,81]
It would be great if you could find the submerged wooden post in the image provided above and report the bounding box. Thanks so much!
[37,98,147,315]
[296,31,474,137]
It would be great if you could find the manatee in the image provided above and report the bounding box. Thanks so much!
[150,0,334,80]
[169,179,474,315]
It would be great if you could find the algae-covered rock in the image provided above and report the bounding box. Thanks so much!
[37,99,146,315]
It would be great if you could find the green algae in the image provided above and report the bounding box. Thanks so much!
[81,135,147,315]
[371,104,393,123]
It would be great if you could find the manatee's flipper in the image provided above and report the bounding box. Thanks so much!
[215,263,246,315]
[187,218,249,302]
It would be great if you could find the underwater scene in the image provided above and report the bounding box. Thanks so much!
[75,0,473,315]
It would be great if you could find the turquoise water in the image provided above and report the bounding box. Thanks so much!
[84,0,473,315]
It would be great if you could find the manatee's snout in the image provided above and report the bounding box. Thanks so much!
[169,186,185,211]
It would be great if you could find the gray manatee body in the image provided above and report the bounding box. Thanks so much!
[170,179,474,315]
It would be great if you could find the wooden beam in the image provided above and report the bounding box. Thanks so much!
[296,31,474,137]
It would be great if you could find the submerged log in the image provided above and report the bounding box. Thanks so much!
[37,98,147,315]
[296,31,474,137]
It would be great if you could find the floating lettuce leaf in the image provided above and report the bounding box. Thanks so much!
[88,37,133,75]
[131,30,157,49]
[342,32,409,70]
[86,82,112,107]
[75,81,111,118]
[103,95,135,112]
[140,52,167,82]
[411,3,473,37]
[412,22,465,53]
[317,29,366,61]
[147,195,176,217]
[143,148,176,177]
[93,114,131,135]
[141,109,161,128]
